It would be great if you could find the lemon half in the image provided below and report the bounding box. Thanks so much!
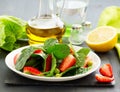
[86,26,118,52]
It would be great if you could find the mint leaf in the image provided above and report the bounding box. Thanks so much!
[53,44,70,59]
[43,38,70,59]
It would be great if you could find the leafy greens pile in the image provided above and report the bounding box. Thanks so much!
[0,15,27,51]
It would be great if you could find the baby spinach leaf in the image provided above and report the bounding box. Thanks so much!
[57,66,78,77]
[70,44,90,67]
[76,66,92,74]
[75,47,90,67]
[15,46,37,70]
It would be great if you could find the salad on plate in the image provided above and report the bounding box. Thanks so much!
[5,38,101,81]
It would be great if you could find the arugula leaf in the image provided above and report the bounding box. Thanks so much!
[15,46,37,70]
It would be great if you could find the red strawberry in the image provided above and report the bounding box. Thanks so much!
[70,48,74,55]
[13,53,20,65]
[99,63,113,77]
[34,49,43,54]
[45,54,52,72]
[23,66,43,76]
[95,74,114,83]
[59,54,76,72]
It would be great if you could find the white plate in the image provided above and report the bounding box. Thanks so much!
[5,45,101,82]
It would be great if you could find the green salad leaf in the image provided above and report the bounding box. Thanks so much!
[0,15,27,51]
[75,48,90,67]
[53,44,70,59]
[46,53,57,77]
[44,38,58,50]
[44,38,70,59]
[15,46,37,70]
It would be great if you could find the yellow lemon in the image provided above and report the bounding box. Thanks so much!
[86,26,118,52]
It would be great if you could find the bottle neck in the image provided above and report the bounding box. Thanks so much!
[37,0,52,18]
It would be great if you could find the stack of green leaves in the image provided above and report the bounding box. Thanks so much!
[0,15,27,51]
[97,6,120,58]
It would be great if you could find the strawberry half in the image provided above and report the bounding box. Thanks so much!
[45,54,52,72]
[34,49,43,54]
[70,48,74,55]
[23,66,43,76]
[59,54,76,72]
[95,74,114,83]
[99,63,113,78]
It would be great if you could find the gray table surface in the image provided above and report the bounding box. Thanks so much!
[0,0,120,92]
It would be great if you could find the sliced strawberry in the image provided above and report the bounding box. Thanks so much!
[23,66,42,76]
[99,63,113,77]
[13,53,20,65]
[45,54,52,72]
[34,49,43,54]
[70,48,74,55]
[95,74,114,83]
[59,54,76,72]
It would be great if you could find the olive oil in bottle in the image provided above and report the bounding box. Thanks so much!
[26,0,65,44]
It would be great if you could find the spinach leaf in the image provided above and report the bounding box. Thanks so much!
[56,66,78,77]
[77,47,90,55]
[26,53,46,71]
[75,47,90,67]
[46,53,57,77]
[15,46,37,70]
[76,66,92,74]
[70,44,90,67]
